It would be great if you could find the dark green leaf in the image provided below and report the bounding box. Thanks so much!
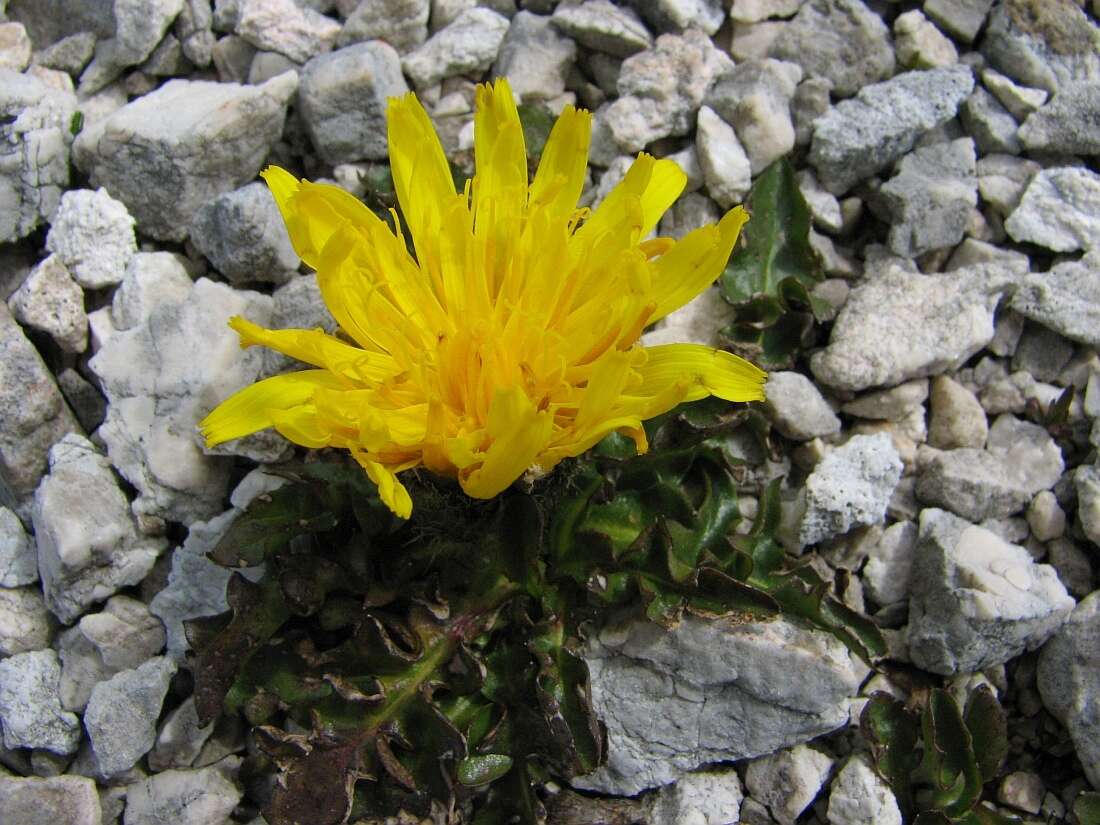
[458,754,514,786]
[861,692,920,818]
[963,685,1007,784]
[719,157,822,305]
[1075,791,1100,825]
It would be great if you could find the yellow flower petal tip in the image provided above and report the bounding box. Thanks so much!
[203,78,766,517]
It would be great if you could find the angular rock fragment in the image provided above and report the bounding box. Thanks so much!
[402,7,508,88]
[235,0,339,63]
[338,0,429,52]
[33,434,164,624]
[551,0,652,58]
[1037,591,1100,788]
[89,278,274,525]
[798,433,903,548]
[574,615,866,795]
[1010,253,1100,349]
[811,260,1020,392]
[764,371,841,441]
[299,41,407,164]
[190,182,299,286]
[0,585,52,656]
[84,657,178,777]
[907,509,1074,675]
[78,0,184,93]
[0,68,76,242]
[706,58,801,175]
[0,649,81,754]
[0,775,101,825]
[8,254,87,353]
[492,10,576,102]
[124,765,243,825]
[1018,81,1100,155]
[1005,168,1100,254]
[73,74,297,242]
[0,304,80,501]
[809,66,974,194]
[879,138,976,257]
[768,0,894,98]
[744,744,834,825]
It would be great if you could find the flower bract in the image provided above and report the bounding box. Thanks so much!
[200,78,766,518]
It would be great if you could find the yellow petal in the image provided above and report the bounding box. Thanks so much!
[579,154,686,243]
[459,386,554,499]
[529,105,592,221]
[472,78,527,222]
[650,206,749,322]
[636,344,767,403]
[199,370,345,447]
[387,91,457,271]
[350,448,413,518]
[229,316,400,383]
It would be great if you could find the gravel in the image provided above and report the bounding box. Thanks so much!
[0,1,1097,819]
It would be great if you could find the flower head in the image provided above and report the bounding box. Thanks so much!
[200,79,765,518]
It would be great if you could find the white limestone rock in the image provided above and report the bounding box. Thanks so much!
[150,510,248,660]
[768,0,894,98]
[811,259,1022,392]
[84,657,178,778]
[492,10,576,102]
[0,68,76,242]
[763,371,841,441]
[78,0,184,94]
[0,649,81,754]
[894,9,957,69]
[608,29,733,150]
[58,595,166,712]
[0,505,37,587]
[1010,252,1100,349]
[1005,168,1100,254]
[44,187,136,290]
[0,585,52,656]
[88,278,274,525]
[706,58,801,176]
[798,433,903,548]
[110,251,194,332]
[980,1,1100,94]
[574,614,866,795]
[338,0,429,53]
[924,0,994,44]
[1019,81,1100,156]
[928,375,988,450]
[33,434,165,624]
[1075,464,1100,549]
[879,138,977,257]
[744,744,834,825]
[981,67,1048,121]
[8,253,88,353]
[1036,591,1100,788]
[148,697,215,771]
[190,181,299,286]
[862,520,918,607]
[73,73,297,242]
[123,764,243,825]
[0,776,101,825]
[649,769,743,825]
[826,753,903,825]
[550,0,652,58]
[235,0,339,62]
[695,106,751,209]
[907,509,1075,675]
[402,7,508,88]
[808,66,974,195]
[0,303,81,501]
[0,21,32,71]
[299,40,407,164]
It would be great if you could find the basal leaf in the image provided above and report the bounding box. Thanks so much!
[719,157,821,305]
[963,686,1007,784]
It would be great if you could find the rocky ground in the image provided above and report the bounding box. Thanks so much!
[0,0,1099,823]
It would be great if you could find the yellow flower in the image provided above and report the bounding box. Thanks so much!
[200,79,766,519]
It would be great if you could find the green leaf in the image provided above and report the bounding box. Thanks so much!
[210,483,336,567]
[922,689,983,817]
[458,754,514,786]
[963,686,1007,784]
[1075,792,1100,825]
[189,574,292,725]
[861,693,920,818]
[719,157,822,305]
